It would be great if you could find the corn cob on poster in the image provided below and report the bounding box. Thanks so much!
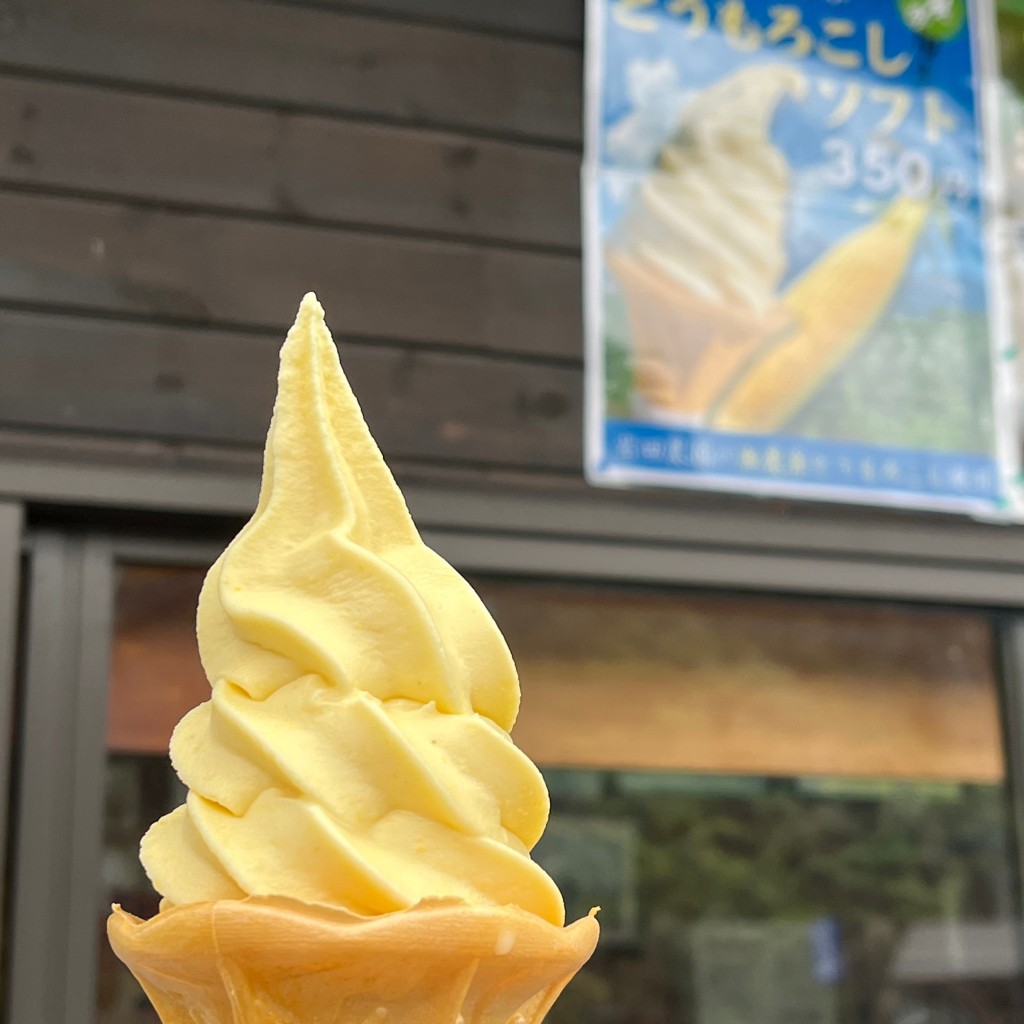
[584,0,1022,516]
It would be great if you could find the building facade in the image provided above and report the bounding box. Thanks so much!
[3,2,1024,1022]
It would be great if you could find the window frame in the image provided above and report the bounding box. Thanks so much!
[3,487,1024,1024]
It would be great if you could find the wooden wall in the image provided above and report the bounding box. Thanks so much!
[0,0,589,487]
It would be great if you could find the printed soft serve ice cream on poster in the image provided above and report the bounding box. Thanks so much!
[607,64,806,420]
[606,55,932,432]
[108,294,598,1024]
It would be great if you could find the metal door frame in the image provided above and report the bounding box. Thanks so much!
[0,502,23,988]
[3,490,1024,1023]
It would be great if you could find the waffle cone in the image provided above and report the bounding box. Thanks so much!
[607,248,791,421]
[108,897,599,1024]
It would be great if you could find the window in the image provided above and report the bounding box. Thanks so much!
[98,567,1021,1024]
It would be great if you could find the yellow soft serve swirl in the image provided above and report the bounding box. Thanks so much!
[140,293,564,926]
[611,64,805,313]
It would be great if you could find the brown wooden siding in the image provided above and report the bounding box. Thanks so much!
[0,309,582,468]
[0,0,586,483]
[0,191,581,357]
[1,0,583,141]
[0,77,580,249]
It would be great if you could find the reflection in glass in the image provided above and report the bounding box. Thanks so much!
[99,564,206,1024]
[97,567,1022,1024]
[98,757,179,1023]
[539,773,1018,1024]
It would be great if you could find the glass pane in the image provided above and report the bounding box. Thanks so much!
[98,566,1022,1024]
[107,565,208,755]
[98,755,183,1023]
[99,565,204,1024]
[496,583,1020,1024]
[492,585,1004,782]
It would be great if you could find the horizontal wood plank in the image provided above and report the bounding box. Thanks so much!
[0,310,582,468]
[294,0,584,43]
[0,76,580,249]
[0,191,582,358]
[0,0,582,143]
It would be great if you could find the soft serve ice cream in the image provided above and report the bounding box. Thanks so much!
[607,64,805,418]
[108,295,597,1024]
[142,291,562,922]
[613,64,805,313]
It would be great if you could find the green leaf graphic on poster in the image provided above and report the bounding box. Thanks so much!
[898,0,966,41]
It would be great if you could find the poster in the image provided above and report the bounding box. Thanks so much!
[584,0,1022,517]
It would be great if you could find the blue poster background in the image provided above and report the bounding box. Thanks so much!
[585,0,1018,515]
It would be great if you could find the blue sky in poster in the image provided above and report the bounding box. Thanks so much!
[595,0,987,311]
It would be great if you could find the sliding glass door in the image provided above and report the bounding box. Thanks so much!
[6,531,1024,1024]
